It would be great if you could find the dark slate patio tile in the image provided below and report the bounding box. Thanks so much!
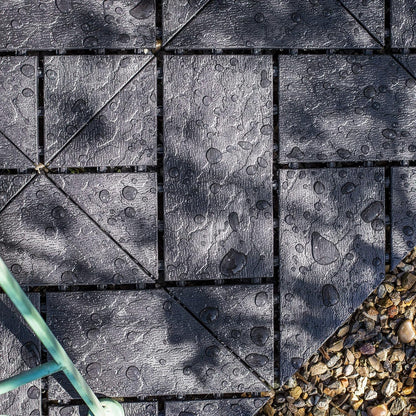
[164,55,273,281]
[44,55,156,168]
[391,167,416,269]
[46,290,268,399]
[0,56,38,168]
[163,0,381,49]
[0,174,152,285]
[170,285,274,384]
[0,294,41,416]
[0,1,155,51]
[391,0,416,47]
[165,398,268,416]
[54,173,158,277]
[279,55,416,163]
[49,402,157,416]
[279,168,385,382]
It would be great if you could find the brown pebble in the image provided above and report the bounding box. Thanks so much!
[367,404,388,416]
[398,319,416,344]
[388,305,398,318]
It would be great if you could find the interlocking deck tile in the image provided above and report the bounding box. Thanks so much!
[279,55,416,163]
[0,56,38,169]
[279,168,385,382]
[165,398,268,416]
[391,0,416,47]
[0,174,34,211]
[391,167,416,269]
[0,1,155,50]
[164,55,273,281]
[49,402,157,416]
[170,285,274,384]
[0,294,41,416]
[163,0,382,49]
[0,174,154,285]
[46,289,270,399]
[55,173,158,277]
[44,55,156,168]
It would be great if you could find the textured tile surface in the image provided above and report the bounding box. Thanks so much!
[279,55,416,163]
[0,175,152,285]
[0,175,34,211]
[279,168,385,382]
[54,173,158,277]
[170,285,274,384]
[391,0,416,47]
[49,402,157,416]
[0,1,155,50]
[0,56,38,168]
[391,167,416,269]
[0,294,41,416]
[163,0,382,49]
[164,55,273,281]
[44,55,156,167]
[47,290,268,399]
[165,398,268,416]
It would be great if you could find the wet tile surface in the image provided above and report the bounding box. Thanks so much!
[46,289,271,399]
[163,0,382,49]
[170,285,274,384]
[0,1,155,50]
[165,398,268,416]
[0,174,156,285]
[0,294,41,416]
[164,55,273,281]
[391,167,416,269]
[279,55,416,163]
[44,55,156,168]
[49,402,157,416]
[279,168,385,382]
[0,56,38,169]
[391,0,416,47]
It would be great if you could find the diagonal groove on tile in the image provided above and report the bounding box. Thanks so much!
[0,174,36,216]
[0,129,36,167]
[166,285,274,388]
[52,173,159,278]
[336,0,385,45]
[45,56,155,167]
[163,0,213,46]
[46,174,155,281]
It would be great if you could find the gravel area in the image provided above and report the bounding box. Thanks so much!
[262,249,416,416]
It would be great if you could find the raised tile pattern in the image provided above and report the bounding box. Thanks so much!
[44,55,156,168]
[0,1,155,50]
[391,167,416,269]
[279,55,416,163]
[0,56,38,168]
[0,294,41,416]
[165,398,268,416]
[164,55,273,281]
[170,285,274,384]
[46,289,270,399]
[163,0,382,49]
[279,168,385,382]
[0,174,155,285]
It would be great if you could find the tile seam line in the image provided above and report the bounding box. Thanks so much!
[0,128,36,165]
[162,0,213,47]
[164,286,273,391]
[45,173,156,281]
[45,55,156,166]
[0,174,37,217]
[335,0,384,46]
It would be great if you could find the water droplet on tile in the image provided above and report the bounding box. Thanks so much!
[206,147,222,164]
[311,232,340,265]
[124,207,136,218]
[122,186,137,201]
[129,0,154,19]
[245,353,269,367]
[313,181,325,194]
[51,206,66,219]
[86,362,102,378]
[255,291,268,307]
[322,284,340,306]
[21,64,35,78]
[99,189,110,203]
[250,326,270,346]
[361,201,383,223]
[199,307,219,323]
[220,249,247,276]
[228,212,239,231]
[126,366,141,381]
[27,385,40,399]
[341,182,356,194]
